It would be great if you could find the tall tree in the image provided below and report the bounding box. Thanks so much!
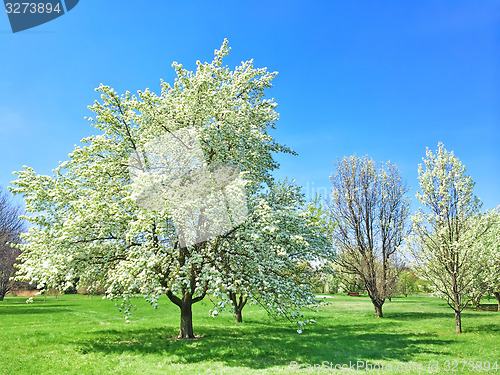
[0,187,24,301]
[10,41,327,338]
[410,143,493,332]
[328,155,410,317]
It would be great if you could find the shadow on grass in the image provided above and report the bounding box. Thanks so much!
[468,324,500,333]
[75,321,453,370]
[469,304,500,312]
[386,312,452,321]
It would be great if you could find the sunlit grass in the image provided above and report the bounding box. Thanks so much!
[0,294,498,374]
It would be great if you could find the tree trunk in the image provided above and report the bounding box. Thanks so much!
[0,284,7,301]
[234,308,243,323]
[455,310,462,333]
[179,300,194,339]
[451,280,462,333]
[164,244,208,339]
[370,296,384,318]
[368,291,384,318]
[167,290,199,339]
[494,292,500,312]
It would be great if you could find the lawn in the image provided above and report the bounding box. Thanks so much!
[0,294,499,374]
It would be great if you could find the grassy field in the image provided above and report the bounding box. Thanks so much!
[0,294,499,374]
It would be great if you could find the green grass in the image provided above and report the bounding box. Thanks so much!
[0,294,499,374]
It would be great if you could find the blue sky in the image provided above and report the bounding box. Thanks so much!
[0,1,499,211]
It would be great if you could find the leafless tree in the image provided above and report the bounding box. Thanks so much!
[0,187,24,300]
[328,155,410,317]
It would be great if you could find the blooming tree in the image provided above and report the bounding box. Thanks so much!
[10,41,328,338]
[212,181,333,325]
[328,155,410,317]
[410,143,494,332]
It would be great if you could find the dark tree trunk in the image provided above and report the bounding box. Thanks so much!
[0,283,6,301]
[179,299,194,339]
[455,310,462,333]
[0,282,8,301]
[494,292,500,312]
[374,303,383,318]
[167,289,205,339]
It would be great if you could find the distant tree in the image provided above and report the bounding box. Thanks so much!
[332,263,365,294]
[0,188,24,300]
[328,155,410,317]
[410,143,494,332]
[311,261,339,295]
[385,259,403,302]
[397,270,420,297]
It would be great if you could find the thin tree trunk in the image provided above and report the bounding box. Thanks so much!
[452,275,462,333]
[494,292,500,312]
[455,310,462,333]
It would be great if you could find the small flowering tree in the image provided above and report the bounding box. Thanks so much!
[410,143,495,332]
[10,41,327,338]
[212,181,333,324]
